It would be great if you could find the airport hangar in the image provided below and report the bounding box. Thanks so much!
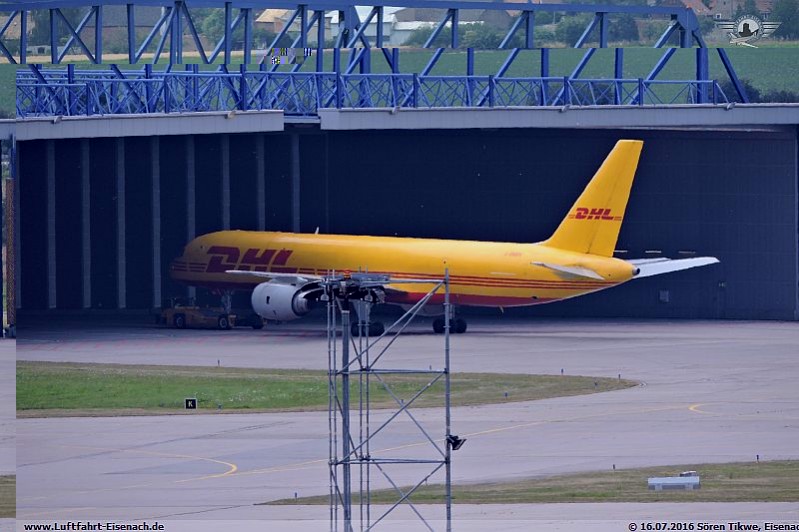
[9,104,799,322]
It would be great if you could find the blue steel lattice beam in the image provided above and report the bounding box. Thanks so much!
[50,6,102,63]
[423,9,455,48]
[717,48,749,103]
[551,47,596,105]
[16,64,734,117]
[574,14,599,48]
[1,0,713,64]
[629,47,676,104]
[0,10,26,63]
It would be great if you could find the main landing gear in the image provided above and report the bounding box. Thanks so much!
[350,321,386,337]
[350,298,387,337]
[432,317,467,334]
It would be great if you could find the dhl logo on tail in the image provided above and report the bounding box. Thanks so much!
[567,208,623,221]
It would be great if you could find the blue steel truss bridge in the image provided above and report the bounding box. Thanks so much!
[3,0,751,107]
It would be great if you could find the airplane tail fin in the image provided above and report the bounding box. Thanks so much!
[543,139,643,258]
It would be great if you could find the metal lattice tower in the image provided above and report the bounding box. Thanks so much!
[1,136,14,338]
[325,272,454,531]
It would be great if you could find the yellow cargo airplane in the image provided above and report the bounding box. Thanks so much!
[170,140,718,334]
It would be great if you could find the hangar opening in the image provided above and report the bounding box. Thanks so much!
[15,125,799,321]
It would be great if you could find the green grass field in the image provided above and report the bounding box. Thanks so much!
[0,65,16,118]
[0,475,14,518]
[269,460,799,505]
[17,361,636,417]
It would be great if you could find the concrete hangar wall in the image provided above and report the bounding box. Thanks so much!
[15,114,799,320]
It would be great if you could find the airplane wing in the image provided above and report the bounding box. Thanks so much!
[628,257,719,278]
[226,270,323,284]
[532,262,604,280]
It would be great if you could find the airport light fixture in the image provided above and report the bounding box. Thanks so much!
[447,434,466,451]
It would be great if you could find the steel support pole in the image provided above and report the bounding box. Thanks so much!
[20,11,27,64]
[115,138,126,309]
[173,0,183,64]
[127,3,136,63]
[444,268,452,531]
[256,134,266,231]
[614,48,624,105]
[696,47,708,104]
[221,134,230,230]
[599,12,607,47]
[81,139,91,309]
[525,11,534,49]
[224,1,232,64]
[541,48,550,105]
[150,137,161,309]
[186,135,196,301]
[47,140,56,309]
[243,8,252,64]
[341,309,352,532]
[291,133,300,233]
[50,9,58,64]
[299,4,307,49]
[95,5,103,63]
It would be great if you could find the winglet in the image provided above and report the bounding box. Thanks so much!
[543,140,643,257]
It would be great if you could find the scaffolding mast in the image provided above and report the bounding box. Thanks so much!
[326,271,453,531]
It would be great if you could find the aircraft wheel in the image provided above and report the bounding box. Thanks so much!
[250,314,264,330]
[454,318,468,334]
[369,322,385,336]
[218,315,231,330]
[173,314,186,329]
[432,317,445,334]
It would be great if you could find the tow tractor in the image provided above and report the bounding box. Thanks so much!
[159,300,235,330]
[158,297,264,330]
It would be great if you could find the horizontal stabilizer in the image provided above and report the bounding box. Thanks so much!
[533,262,605,280]
[630,257,719,278]
[225,270,322,284]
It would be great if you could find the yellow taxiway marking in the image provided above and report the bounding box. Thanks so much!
[233,402,687,478]
[15,400,700,513]
[689,403,711,414]
[65,443,239,481]
[17,443,238,507]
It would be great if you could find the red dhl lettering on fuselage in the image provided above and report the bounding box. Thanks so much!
[205,246,297,273]
[567,207,622,221]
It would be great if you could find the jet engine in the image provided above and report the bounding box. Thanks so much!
[251,282,319,322]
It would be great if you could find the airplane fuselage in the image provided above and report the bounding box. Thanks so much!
[171,230,637,307]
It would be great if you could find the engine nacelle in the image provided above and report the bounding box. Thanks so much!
[251,282,315,322]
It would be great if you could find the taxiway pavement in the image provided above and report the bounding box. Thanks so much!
[16,319,799,527]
